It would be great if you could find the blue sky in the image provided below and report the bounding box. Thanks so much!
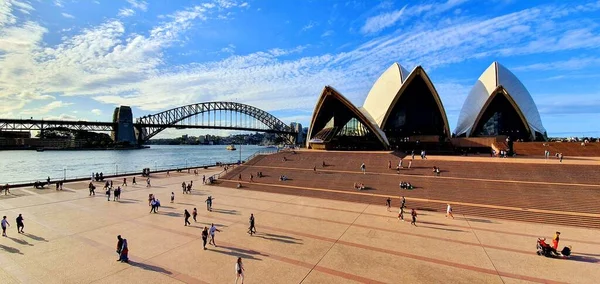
[1,0,599,138]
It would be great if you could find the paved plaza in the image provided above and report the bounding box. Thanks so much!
[1,167,600,283]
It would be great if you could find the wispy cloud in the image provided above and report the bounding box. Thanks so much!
[514,57,600,71]
[361,6,406,34]
[1,0,600,136]
[126,0,148,11]
[360,0,469,34]
[301,21,317,31]
[91,109,102,115]
[53,0,64,7]
[321,30,334,37]
[61,12,75,19]
[22,101,73,115]
[118,8,135,17]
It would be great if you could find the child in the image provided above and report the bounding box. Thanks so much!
[171,192,175,203]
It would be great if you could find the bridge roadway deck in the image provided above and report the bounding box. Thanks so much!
[1,168,600,283]
[219,151,600,229]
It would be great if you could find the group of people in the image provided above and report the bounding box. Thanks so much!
[394,196,418,226]
[353,182,366,190]
[1,214,25,236]
[3,183,10,195]
[537,232,572,258]
[181,181,193,194]
[399,181,413,189]
[93,172,105,181]
[278,175,288,181]
[149,194,161,213]
[432,166,441,176]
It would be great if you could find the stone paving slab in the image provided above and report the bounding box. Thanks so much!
[1,169,599,283]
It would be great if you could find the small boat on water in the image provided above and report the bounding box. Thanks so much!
[226,145,236,151]
[36,148,45,152]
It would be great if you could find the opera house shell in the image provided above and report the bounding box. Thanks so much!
[306,61,546,150]
[454,62,547,141]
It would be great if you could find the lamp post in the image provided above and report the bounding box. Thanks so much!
[239,138,242,164]
[63,167,66,180]
[115,164,118,175]
[154,161,157,172]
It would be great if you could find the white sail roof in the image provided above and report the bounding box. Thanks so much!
[454,62,546,138]
[362,63,411,127]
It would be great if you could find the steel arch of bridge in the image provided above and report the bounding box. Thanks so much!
[136,102,296,142]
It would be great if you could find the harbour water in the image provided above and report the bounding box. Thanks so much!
[0,145,270,184]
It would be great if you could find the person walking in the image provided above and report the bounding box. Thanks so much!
[235,257,245,284]
[132,177,137,185]
[398,206,404,221]
[446,204,454,219]
[401,196,406,209]
[192,208,198,222]
[250,174,254,182]
[209,223,221,247]
[106,187,111,201]
[114,187,120,201]
[4,183,10,195]
[119,237,129,263]
[386,197,391,212]
[123,178,127,187]
[360,162,366,174]
[1,216,10,237]
[116,235,124,261]
[552,232,561,250]
[171,192,175,203]
[184,209,191,226]
[89,182,95,196]
[202,175,206,184]
[248,213,256,235]
[205,196,214,211]
[15,214,24,234]
[411,209,418,226]
[182,182,186,194]
[146,177,151,187]
[202,227,209,250]
[150,199,158,213]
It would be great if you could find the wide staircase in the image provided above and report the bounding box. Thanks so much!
[514,142,600,157]
[219,151,600,229]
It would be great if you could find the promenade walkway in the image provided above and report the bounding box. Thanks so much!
[1,170,599,283]
[220,152,600,229]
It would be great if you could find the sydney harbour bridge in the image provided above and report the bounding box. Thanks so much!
[0,102,299,144]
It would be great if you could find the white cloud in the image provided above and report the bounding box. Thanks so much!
[22,101,73,115]
[239,2,249,8]
[2,1,600,134]
[53,0,64,7]
[301,21,317,31]
[220,44,236,54]
[321,30,334,37]
[118,8,135,17]
[126,0,148,11]
[513,57,600,72]
[91,109,102,115]
[61,12,75,19]
[361,7,406,34]
[360,0,469,34]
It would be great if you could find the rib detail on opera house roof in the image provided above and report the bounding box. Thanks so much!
[362,63,451,142]
[306,86,389,150]
[454,61,546,140]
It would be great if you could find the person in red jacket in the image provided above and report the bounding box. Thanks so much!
[552,232,561,250]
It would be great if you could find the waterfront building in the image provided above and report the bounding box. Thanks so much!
[306,61,546,150]
[454,62,547,141]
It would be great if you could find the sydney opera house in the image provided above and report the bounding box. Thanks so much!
[306,62,547,150]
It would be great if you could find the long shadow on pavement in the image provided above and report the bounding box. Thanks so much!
[8,236,33,246]
[128,260,173,274]
[253,233,303,244]
[0,244,23,254]
[23,233,49,242]
[211,208,239,215]
[209,245,265,261]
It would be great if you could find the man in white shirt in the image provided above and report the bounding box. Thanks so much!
[209,223,221,247]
